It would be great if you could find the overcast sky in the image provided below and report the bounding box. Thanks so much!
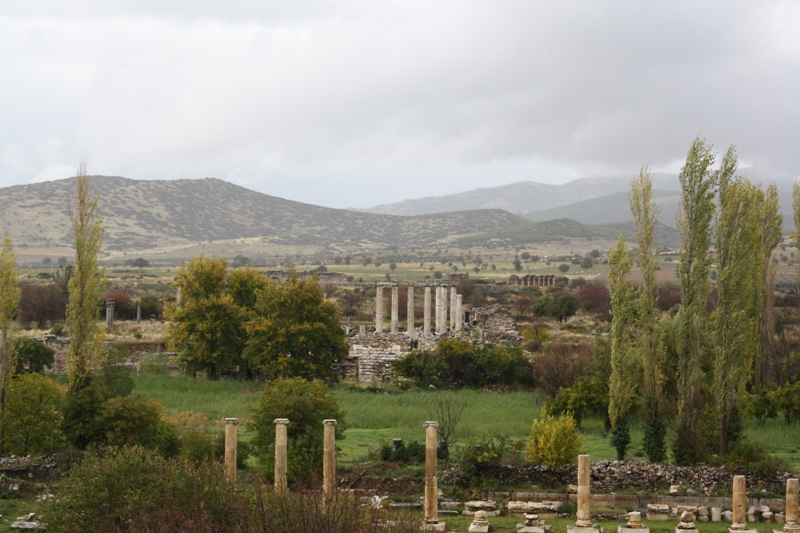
[2,1,798,208]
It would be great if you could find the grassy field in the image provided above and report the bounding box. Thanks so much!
[128,375,797,471]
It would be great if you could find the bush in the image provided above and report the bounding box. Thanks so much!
[545,377,608,429]
[4,373,64,455]
[716,439,789,479]
[459,434,526,484]
[393,339,533,389]
[526,410,582,468]
[377,439,426,464]
[249,378,345,483]
[96,396,179,456]
[45,446,233,533]
[534,292,578,322]
[12,337,55,373]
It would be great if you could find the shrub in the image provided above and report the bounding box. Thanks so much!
[377,439,426,464]
[45,446,233,533]
[12,337,55,373]
[4,373,64,455]
[249,378,345,483]
[96,396,179,456]
[526,410,582,468]
[459,434,526,484]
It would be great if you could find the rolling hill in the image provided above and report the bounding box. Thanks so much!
[0,176,530,255]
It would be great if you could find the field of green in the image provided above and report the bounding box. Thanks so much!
[130,374,800,470]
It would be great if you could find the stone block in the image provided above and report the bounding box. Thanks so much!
[567,526,602,533]
[619,527,650,533]
[420,522,447,532]
[712,508,723,522]
[723,511,733,523]
[774,513,785,524]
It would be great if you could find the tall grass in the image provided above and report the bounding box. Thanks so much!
[132,374,261,422]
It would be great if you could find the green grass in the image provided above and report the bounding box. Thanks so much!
[131,374,800,469]
[132,374,262,422]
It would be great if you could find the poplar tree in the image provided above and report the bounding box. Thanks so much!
[0,236,21,454]
[755,184,782,386]
[608,235,636,459]
[712,148,760,455]
[629,165,666,461]
[674,137,716,465]
[66,163,106,389]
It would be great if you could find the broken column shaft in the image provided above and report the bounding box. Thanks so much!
[375,285,384,334]
[274,418,289,493]
[224,417,238,480]
[323,419,337,501]
[424,421,439,523]
[407,285,415,335]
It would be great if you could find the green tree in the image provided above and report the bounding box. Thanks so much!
[580,256,594,270]
[66,164,106,388]
[630,166,666,462]
[12,337,55,374]
[533,293,578,322]
[125,257,149,269]
[513,259,523,272]
[674,138,716,465]
[244,270,348,382]
[607,235,636,458]
[0,236,20,455]
[166,255,247,377]
[249,378,345,482]
[558,264,570,274]
[712,147,776,454]
[96,395,179,455]
[4,373,63,455]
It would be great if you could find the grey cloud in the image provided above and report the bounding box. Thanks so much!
[0,1,798,208]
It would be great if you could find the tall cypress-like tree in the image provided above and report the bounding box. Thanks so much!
[608,235,636,459]
[712,147,760,455]
[629,165,666,462]
[674,138,716,465]
[66,163,106,389]
[0,236,21,455]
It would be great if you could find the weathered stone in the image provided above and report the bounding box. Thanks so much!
[323,419,337,501]
[274,418,288,493]
[224,417,238,480]
[711,508,723,522]
[469,510,490,533]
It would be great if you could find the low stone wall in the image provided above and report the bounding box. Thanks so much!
[441,460,799,497]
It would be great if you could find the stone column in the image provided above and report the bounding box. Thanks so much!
[136,302,141,324]
[391,284,399,334]
[424,421,439,524]
[435,286,442,334]
[455,294,463,334]
[424,286,431,336]
[450,286,457,331]
[224,418,238,480]
[274,418,289,493]
[323,419,337,501]
[780,479,800,533]
[407,285,415,336]
[106,298,114,326]
[732,475,747,530]
[375,285,384,334]
[576,454,591,527]
[440,285,446,334]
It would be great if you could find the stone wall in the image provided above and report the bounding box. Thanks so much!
[343,334,439,383]
[441,460,799,497]
[470,304,521,341]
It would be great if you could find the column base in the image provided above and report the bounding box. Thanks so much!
[729,529,757,533]
[619,527,649,533]
[420,521,448,532]
[568,525,602,533]
[518,527,548,533]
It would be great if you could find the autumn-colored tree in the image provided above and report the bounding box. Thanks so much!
[66,164,106,388]
[0,235,21,454]
[4,373,63,455]
[18,284,68,327]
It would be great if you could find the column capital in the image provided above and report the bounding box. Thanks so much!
[274,418,289,425]
[224,417,239,425]
[424,421,439,428]
[323,419,338,426]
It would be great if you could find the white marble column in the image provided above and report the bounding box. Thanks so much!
[455,294,463,334]
[407,285,415,336]
[375,285,384,334]
[448,286,455,331]
[391,284,399,334]
[424,286,431,336]
[424,421,439,524]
